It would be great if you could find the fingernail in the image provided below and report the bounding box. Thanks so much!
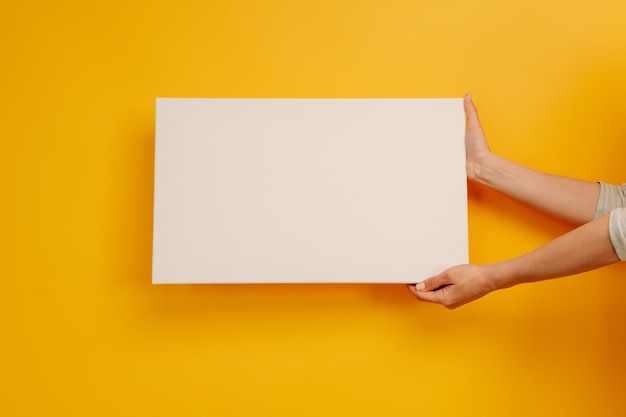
[415,282,426,291]
[467,92,473,100]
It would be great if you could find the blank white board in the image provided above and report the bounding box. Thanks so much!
[153,98,468,284]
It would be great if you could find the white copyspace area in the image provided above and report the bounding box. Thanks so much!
[153,99,467,284]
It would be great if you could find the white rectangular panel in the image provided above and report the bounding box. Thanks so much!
[153,98,467,283]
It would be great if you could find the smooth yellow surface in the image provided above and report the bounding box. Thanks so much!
[2,1,626,415]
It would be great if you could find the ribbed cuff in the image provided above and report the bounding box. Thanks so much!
[595,181,626,219]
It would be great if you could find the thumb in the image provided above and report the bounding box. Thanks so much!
[415,272,449,292]
[463,93,481,130]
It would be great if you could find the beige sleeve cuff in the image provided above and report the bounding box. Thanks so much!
[609,208,626,261]
[594,182,626,219]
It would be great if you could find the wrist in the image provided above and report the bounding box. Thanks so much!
[467,151,497,184]
[482,261,518,292]
[472,153,519,192]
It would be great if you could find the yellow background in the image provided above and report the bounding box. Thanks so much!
[3,1,626,415]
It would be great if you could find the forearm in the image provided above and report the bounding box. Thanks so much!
[487,214,619,290]
[472,153,600,226]
[412,95,622,309]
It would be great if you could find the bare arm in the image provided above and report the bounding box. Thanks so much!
[407,95,619,309]
[409,214,620,309]
[464,94,599,226]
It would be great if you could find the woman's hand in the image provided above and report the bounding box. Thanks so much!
[406,95,497,309]
[407,264,496,309]
[463,93,492,182]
